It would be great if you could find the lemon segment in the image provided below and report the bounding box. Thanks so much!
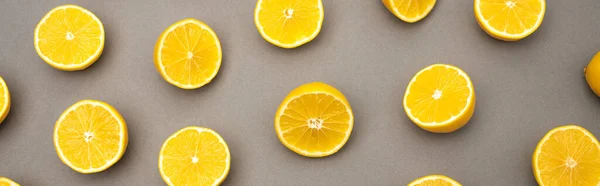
[0,76,10,125]
[254,0,324,48]
[474,0,546,41]
[275,82,353,157]
[383,0,437,23]
[34,4,104,71]
[154,18,222,89]
[159,126,230,186]
[532,125,600,186]
[403,64,475,133]
[53,100,128,174]
[408,175,462,186]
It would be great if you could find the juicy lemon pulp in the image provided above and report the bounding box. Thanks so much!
[34,5,104,71]
[383,0,437,23]
[474,0,546,41]
[533,125,600,186]
[54,100,128,173]
[254,0,324,48]
[159,127,230,186]
[404,64,475,133]
[275,82,353,157]
[0,76,10,124]
[154,18,222,89]
[408,175,462,186]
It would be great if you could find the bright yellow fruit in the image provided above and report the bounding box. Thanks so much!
[403,64,475,133]
[34,4,104,71]
[585,51,600,96]
[0,177,19,186]
[474,0,546,41]
[54,100,128,174]
[532,125,600,186]
[383,0,437,23]
[254,0,324,48]
[159,126,230,186]
[154,18,222,89]
[0,76,10,125]
[275,82,354,157]
[408,175,462,186]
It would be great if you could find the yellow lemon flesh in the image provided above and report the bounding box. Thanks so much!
[532,125,600,186]
[254,0,324,48]
[474,0,545,41]
[154,18,222,89]
[54,100,128,174]
[0,76,10,125]
[34,4,104,71]
[403,64,475,133]
[0,177,19,186]
[585,51,600,96]
[275,82,353,157]
[159,126,230,186]
[383,0,437,23]
[408,175,462,186]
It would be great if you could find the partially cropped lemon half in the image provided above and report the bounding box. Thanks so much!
[0,76,10,125]
[383,0,437,23]
[254,0,324,48]
[0,177,19,186]
[403,64,476,133]
[474,0,546,41]
[34,4,104,71]
[532,125,600,186]
[408,175,462,186]
[585,51,600,96]
[275,82,354,157]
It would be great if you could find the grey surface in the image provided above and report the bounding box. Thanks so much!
[0,0,600,185]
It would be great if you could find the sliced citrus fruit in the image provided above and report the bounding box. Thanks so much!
[585,51,600,97]
[154,18,222,89]
[383,0,437,23]
[408,175,462,186]
[53,100,128,174]
[254,0,324,48]
[34,4,104,71]
[159,126,230,186]
[532,125,600,186]
[403,64,475,133]
[0,76,10,124]
[0,177,19,186]
[275,82,354,157]
[474,0,546,41]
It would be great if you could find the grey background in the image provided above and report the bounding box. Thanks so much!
[0,0,599,185]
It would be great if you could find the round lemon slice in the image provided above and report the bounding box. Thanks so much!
[34,4,104,71]
[474,0,546,41]
[408,175,462,186]
[159,126,231,186]
[275,82,354,157]
[0,76,10,125]
[403,64,475,133]
[54,100,128,173]
[383,0,437,23]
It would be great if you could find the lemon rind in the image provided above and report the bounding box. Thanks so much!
[154,18,222,89]
[158,126,231,186]
[53,100,127,174]
[254,0,324,49]
[34,4,105,71]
